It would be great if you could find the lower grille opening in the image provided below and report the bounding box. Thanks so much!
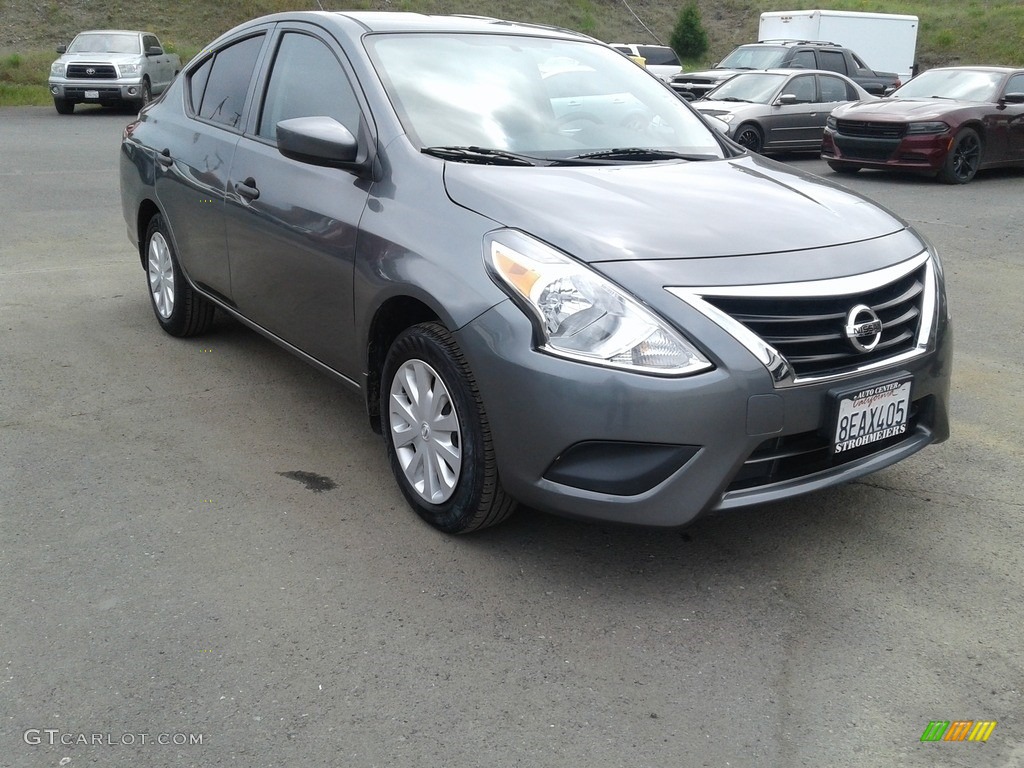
[726,396,930,493]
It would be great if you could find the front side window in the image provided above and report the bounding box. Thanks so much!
[1005,74,1024,96]
[258,32,361,140]
[196,34,265,129]
[785,75,816,103]
[368,33,724,159]
[790,50,816,69]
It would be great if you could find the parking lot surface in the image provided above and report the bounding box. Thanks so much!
[2,106,1022,767]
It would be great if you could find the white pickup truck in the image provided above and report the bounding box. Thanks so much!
[48,29,180,114]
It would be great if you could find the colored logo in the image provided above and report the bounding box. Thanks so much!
[920,720,997,742]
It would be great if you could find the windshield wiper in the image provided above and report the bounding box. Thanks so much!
[565,147,714,163]
[421,146,538,166]
[718,97,753,103]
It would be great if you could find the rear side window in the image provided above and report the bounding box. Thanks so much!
[817,50,847,75]
[818,74,849,102]
[258,32,361,140]
[194,34,265,129]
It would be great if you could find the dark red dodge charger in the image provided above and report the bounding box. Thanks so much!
[823,66,1024,183]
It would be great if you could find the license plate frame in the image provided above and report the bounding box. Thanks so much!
[831,377,912,455]
[84,90,100,99]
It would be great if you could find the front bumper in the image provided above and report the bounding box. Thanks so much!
[49,77,146,103]
[822,128,951,172]
[456,291,951,528]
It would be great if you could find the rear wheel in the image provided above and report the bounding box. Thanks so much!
[828,160,861,175]
[734,123,764,154]
[54,98,74,115]
[939,128,981,184]
[144,214,215,337]
[381,322,516,534]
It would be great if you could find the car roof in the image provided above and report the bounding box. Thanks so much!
[74,29,146,35]
[282,11,589,38]
[924,65,1021,75]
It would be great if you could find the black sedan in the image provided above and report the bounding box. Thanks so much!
[823,66,1024,183]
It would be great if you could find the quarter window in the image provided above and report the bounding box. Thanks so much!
[195,34,265,129]
[258,32,361,140]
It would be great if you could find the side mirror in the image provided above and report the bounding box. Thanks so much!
[56,44,67,54]
[1001,92,1024,105]
[145,46,163,56]
[776,94,798,105]
[277,116,361,168]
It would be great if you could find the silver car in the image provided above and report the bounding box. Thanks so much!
[119,13,951,534]
[695,69,874,153]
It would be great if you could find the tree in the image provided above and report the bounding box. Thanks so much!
[670,2,709,62]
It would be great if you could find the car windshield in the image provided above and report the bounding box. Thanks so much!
[706,73,788,103]
[68,33,141,54]
[718,46,788,70]
[367,33,724,160]
[894,69,1003,102]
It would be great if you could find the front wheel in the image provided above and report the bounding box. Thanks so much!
[54,98,74,115]
[144,214,215,336]
[381,322,516,533]
[734,123,764,154]
[939,128,981,184]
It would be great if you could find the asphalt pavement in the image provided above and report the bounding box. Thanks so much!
[1,105,1022,768]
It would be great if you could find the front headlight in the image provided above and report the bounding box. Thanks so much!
[485,230,712,376]
[906,121,949,135]
[825,115,837,130]
[50,61,65,77]
[119,62,142,76]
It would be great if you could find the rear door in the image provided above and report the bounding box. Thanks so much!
[223,25,372,377]
[154,31,268,299]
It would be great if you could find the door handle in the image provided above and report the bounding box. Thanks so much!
[157,148,172,167]
[235,177,260,201]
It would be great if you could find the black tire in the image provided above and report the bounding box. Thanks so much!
[828,160,861,175]
[137,79,152,110]
[938,127,981,184]
[380,322,516,534]
[143,214,215,337]
[734,123,764,154]
[54,98,74,115]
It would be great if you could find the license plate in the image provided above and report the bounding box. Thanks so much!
[833,379,911,454]
[85,90,100,99]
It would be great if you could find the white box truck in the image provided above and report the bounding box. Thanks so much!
[759,10,918,82]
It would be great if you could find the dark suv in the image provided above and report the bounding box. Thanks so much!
[671,41,901,100]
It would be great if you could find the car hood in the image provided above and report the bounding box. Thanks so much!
[833,97,977,121]
[443,154,905,262]
[56,52,142,63]
[675,69,740,82]
[693,100,767,119]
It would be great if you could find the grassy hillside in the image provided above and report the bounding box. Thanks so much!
[2,0,1023,104]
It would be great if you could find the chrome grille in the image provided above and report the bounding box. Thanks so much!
[67,64,117,79]
[702,264,927,379]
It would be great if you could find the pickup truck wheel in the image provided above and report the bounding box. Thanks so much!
[139,80,152,108]
[144,214,215,337]
[734,123,764,154]
[381,322,516,534]
[54,98,74,115]
[939,128,981,184]
[828,161,860,175]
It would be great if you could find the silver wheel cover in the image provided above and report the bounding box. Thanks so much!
[388,358,462,504]
[148,231,174,319]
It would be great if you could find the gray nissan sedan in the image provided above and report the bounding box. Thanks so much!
[120,12,951,533]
